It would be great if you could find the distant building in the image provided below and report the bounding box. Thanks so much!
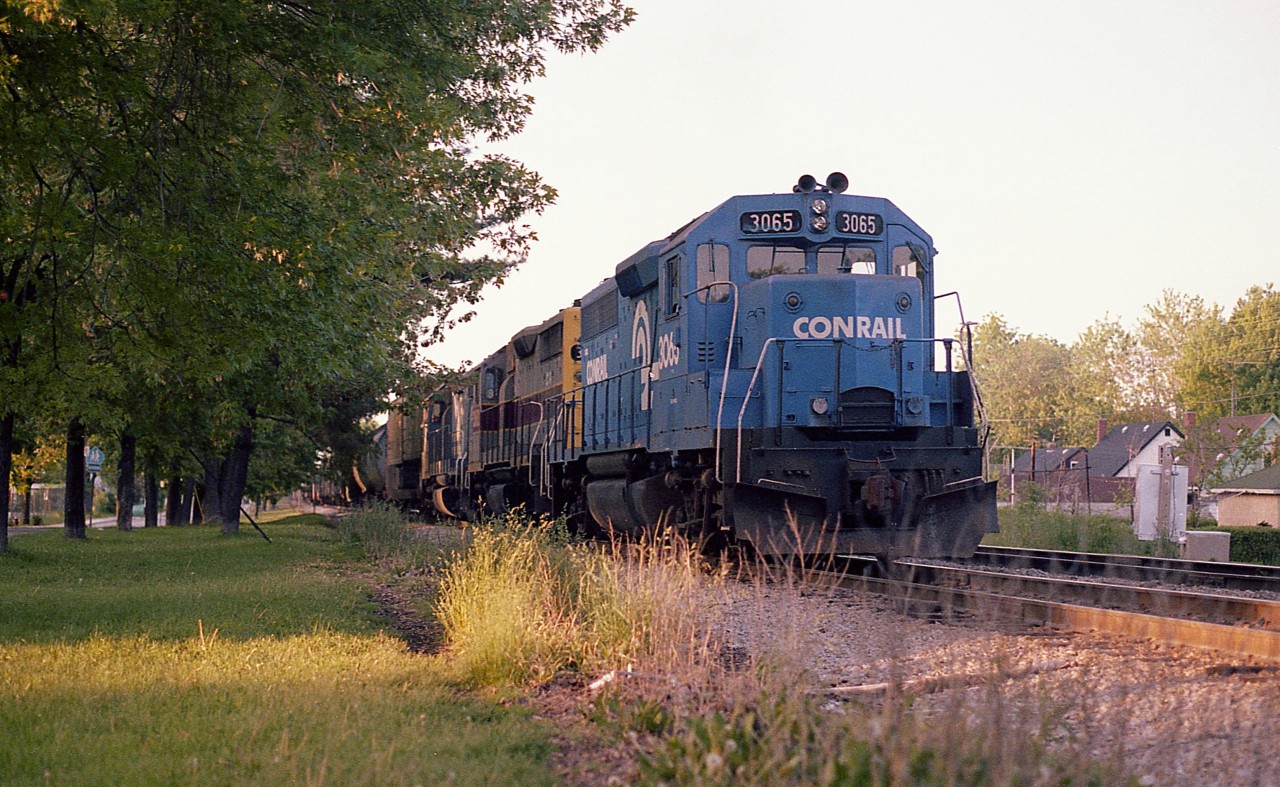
[1010,420,1185,511]
[1210,464,1280,528]
[1180,413,1280,489]
[1089,421,1185,478]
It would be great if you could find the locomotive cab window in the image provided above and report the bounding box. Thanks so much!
[747,245,805,279]
[539,322,563,361]
[893,244,927,279]
[665,255,682,317]
[482,368,504,403]
[696,243,731,303]
[816,245,876,275]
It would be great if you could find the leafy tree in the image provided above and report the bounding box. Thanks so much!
[1,0,634,543]
[970,314,1074,450]
[1061,316,1136,445]
[1130,290,1220,418]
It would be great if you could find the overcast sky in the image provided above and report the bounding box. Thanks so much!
[430,0,1280,368]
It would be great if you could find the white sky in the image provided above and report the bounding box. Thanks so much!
[431,0,1280,368]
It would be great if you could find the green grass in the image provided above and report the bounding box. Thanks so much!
[0,517,557,786]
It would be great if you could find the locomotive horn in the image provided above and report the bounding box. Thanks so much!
[794,174,818,193]
[826,171,849,193]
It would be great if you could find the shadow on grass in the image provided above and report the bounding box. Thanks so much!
[0,516,379,644]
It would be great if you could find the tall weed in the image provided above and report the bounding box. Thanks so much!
[432,516,719,686]
[336,500,416,560]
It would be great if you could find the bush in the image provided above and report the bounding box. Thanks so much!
[1217,527,1280,565]
[987,503,1143,553]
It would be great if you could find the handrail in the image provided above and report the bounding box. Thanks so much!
[735,338,779,483]
[684,279,739,484]
[525,400,544,494]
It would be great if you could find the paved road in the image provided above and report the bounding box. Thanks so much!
[6,514,148,535]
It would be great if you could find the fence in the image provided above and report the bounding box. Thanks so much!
[6,485,67,524]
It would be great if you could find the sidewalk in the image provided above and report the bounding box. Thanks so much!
[7,513,148,535]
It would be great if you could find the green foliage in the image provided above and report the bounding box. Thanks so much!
[635,690,1125,786]
[336,500,418,561]
[0,517,560,785]
[1,0,635,531]
[986,503,1156,555]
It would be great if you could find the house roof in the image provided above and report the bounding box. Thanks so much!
[1012,446,1086,474]
[1179,413,1278,484]
[1212,413,1278,441]
[1089,421,1184,477]
[1211,463,1280,494]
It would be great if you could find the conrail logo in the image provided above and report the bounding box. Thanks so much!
[793,315,908,340]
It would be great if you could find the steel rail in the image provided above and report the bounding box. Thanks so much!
[967,545,1280,593]
[817,561,1280,661]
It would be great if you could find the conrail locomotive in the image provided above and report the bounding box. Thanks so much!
[370,173,998,558]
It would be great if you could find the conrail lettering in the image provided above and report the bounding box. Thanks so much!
[792,315,908,340]
[584,353,610,384]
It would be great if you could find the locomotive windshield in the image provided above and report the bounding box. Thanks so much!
[746,245,805,278]
[816,244,876,275]
[747,243,878,278]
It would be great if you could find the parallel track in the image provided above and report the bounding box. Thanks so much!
[966,545,1280,593]
[821,554,1280,661]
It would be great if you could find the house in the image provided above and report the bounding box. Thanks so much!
[1009,445,1089,504]
[1011,445,1088,478]
[1083,421,1185,509]
[1180,413,1280,489]
[1089,421,1185,478]
[1210,464,1280,527]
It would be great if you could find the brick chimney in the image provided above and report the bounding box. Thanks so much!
[1096,418,1108,444]
[1183,410,1198,430]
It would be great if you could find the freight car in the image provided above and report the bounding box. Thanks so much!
[386,174,998,558]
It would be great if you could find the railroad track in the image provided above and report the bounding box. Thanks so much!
[966,545,1280,593]
[821,554,1280,661]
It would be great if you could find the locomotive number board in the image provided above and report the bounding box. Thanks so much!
[740,210,802,235]
[835,212,884,236]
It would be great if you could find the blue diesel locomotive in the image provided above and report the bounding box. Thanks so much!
[386,173,998,558]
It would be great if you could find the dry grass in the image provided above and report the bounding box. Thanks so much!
[429,514,1137,784]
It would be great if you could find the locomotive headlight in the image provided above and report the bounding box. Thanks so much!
[811,198,828,215]
[811,215,829,232]
[810,397,830,415]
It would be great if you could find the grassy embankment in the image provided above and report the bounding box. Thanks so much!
[409,511,1133,785]
[0,512,557,786]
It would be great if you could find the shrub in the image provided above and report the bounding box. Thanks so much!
[987,503,1143,553]
[1218,527,1280,565]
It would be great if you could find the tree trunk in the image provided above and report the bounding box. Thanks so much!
[65,419,87,539]
[144,470,159,527]
[0,411,12,552]
[165,467,183,525]
[116,431,136,531]
[217,425,254,535]
[22,486,32,524]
